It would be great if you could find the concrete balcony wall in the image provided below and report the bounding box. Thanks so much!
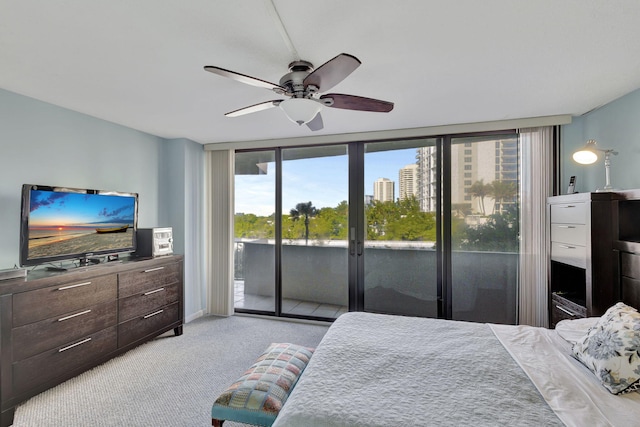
[240,241,518,324]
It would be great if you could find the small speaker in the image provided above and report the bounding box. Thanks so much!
[135,227,173,258]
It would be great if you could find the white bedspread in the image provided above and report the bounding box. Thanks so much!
[273,312,564,427]
[491,323,640,427]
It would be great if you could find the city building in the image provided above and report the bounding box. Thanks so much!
[373,178,394,202]
[399,164,419,201]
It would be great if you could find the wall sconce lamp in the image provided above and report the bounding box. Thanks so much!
[572,139,619,191]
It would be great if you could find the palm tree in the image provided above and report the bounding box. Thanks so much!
[290,201,318,245]
[469,179,491,215]
[490,180,517,214]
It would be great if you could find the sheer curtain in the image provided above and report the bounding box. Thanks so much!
[519,127,554,326]
[205,149,235,316]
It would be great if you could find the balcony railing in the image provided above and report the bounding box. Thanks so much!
[235,240,517,324]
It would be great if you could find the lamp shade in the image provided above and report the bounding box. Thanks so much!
[572,139,599,165]
[279,98,322,125]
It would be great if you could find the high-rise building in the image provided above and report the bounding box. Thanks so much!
[417,147,437,212]
[373,178,394,202]
[416,137,518,215]
[399,164,419,200]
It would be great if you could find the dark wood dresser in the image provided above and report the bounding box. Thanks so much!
[548,189,640,328]
[0,255,183,427]
[547,192,615,328]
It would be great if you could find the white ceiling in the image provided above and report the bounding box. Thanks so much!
[2,0,640,145]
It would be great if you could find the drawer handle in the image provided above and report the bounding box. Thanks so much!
[558,244,576,249]
[143,267,165,273]
[58,309,92,322]
[557,225,576,229]
[143,287,165,296]
[559,205,576,208]
[556,305,578,317]
[59,337,92,353]
[58,281,91,291]
[143,309,164,319]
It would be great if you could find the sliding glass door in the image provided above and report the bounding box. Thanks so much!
[280,145,349,319]
[232,131,520,324]
[234,150,276,312]
[362,139,440,318]
[448,134,519,323]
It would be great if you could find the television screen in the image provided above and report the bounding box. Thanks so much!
[20,184,138,267]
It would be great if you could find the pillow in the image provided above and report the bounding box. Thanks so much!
[572,302,640,394]
[211,342,314,426]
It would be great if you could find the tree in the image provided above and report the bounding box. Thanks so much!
[469,179,491,215]
[289,201,318,245]
[456,205,519,251]
[489,180,517,214]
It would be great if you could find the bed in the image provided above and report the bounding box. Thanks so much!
[272,307,640,427]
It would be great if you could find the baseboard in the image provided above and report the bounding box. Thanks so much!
[234,312,333,326]
[185,310,205,323]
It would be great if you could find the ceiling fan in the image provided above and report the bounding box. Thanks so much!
[204,53,394,131]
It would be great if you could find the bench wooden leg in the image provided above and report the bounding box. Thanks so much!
[212,418,224,427]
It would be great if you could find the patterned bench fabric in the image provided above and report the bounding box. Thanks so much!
[211,342,314,427]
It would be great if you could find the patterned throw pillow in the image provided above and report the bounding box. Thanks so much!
[572,302,640,394]
[211,342,314,427]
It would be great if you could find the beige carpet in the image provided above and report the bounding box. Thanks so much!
[13,315,329,427]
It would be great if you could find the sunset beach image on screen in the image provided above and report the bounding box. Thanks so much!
[27,189,136,259]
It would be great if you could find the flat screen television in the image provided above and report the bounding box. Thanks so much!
[19,184,138,268]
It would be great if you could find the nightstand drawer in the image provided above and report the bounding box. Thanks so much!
[551,293,586,328]
[551,202,587,225]
[551,224,586,246]
[551,241,586,269]
[13,275,117,327]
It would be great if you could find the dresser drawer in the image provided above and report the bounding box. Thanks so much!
[550,293,586,328]
[13,301,117,361]
[621,252,640,280]
[13,275,117,327]
[550,202,587,225]
[118,283,180,322]
[550,241,587,269]
[13,326,117,396]
[550,224,586,246]
[118,261,182,298]
[118,302,180,348]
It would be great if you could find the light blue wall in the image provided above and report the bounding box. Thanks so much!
[561,88,640,193]
[160,138,206,321]
[0,89,205,321]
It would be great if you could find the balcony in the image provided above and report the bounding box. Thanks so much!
[234,240,517,324]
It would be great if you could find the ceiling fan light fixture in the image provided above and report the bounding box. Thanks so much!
[279,98,322,125]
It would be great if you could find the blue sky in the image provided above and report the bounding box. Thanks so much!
[235,148,418,216]
[29,190,136,227]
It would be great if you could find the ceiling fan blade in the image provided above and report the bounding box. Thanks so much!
[225,100,283,117]
[321,94,394,112]
[303,53,361,92]
[306,113,324,131]
[204,66,286,93]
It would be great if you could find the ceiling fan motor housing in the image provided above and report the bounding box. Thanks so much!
[279,60,315,98]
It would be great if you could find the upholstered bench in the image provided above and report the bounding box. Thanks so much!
[211,342,314,427]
